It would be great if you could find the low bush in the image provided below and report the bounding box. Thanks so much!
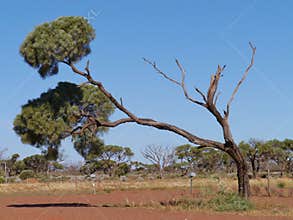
[160,198,204,210]
[277,182,286,189]
[19,170,35,180]
[207,192,253,211]
[161,192,253,212]
[0,176,5,184]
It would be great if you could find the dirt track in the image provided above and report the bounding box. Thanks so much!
[1,189,292,220]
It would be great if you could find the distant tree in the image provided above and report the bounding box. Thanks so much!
[20,16,256,198]
[239,139,264,178]
[130,161,146,172]
[264,139,293,176]
[175,144,195,164]
[175,144,231,175]
[98,145,133,176]
[115,162,131,176]
[99,145,134,163]
[23,154,48,173]
[142,145,175,178]
[6,154,20,176]
[14,82,114,159]
[12,160,26,175]
[197,149,226,173]
[0,153,21,177]
[175,144,198,175]
[283,139,293,174]
[80,145,134,176]
[221,152,236,174]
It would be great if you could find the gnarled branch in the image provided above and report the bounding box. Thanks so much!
[64,62,225,151]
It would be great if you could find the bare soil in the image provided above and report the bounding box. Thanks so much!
[0,189,292,220]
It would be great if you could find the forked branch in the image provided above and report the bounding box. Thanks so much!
[226,42,256,117]
[64,61,225,151]
[143,58,206,107]
[144,57,226,125]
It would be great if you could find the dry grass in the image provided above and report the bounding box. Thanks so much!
[0,177,292,216]
[0,178,187,195]
[0,177,292,196]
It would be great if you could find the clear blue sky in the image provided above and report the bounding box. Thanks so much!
[0,0,292,164]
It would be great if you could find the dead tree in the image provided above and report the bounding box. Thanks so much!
[142,145,175,178]
[65,43,256,199]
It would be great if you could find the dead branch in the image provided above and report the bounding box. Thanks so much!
[65,62,225,151]
[207,65,225,106]
[194,87,207,103]
[226,42,256,117]
[143,58,206,106]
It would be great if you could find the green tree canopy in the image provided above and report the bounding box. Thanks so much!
[175,144,198,163]
[239,139,264,178]
[98,145,134,162]
[264,139,293,175]
[23,154,48,172]
[14,82,114,158]
[20,16,95,78]
[73,132,104,160]
[80,145,134,176]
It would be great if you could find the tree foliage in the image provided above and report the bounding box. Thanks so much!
[175,144,233,175]
[23,154,48,172]
[240,139,293,177]
[13,82,114,158]
[73,133,104,160]
[80,145,134,176]
[19,16,257,198]
[20,16,95,78]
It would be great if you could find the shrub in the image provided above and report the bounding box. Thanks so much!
[0,176,6,184]
[160,192,253,212]
[207,192,253,211]
[160,198,204,210]
[19,170,35,180]
[0,170,5,176]
[277,182,286,189]
[52,161,64,170]
[115,163,131,177]
[7,177,16,183]
[37,174,50,182]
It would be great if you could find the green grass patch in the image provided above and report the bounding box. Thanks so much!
[160,192,253,212]
[277,182,286,189]
[207,192,253,211]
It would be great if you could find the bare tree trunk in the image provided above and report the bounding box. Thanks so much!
[251,159,257,179]
[236,159,250,199]
[226,145,250,199]
[267,168,271,197]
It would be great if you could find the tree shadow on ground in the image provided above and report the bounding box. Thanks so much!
[7,203,98,208]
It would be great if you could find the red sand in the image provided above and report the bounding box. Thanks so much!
[0,189,292,220]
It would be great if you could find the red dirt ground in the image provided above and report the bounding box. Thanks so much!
[0,189,292,220]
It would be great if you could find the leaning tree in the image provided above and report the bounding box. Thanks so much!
[19,16,256,198]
